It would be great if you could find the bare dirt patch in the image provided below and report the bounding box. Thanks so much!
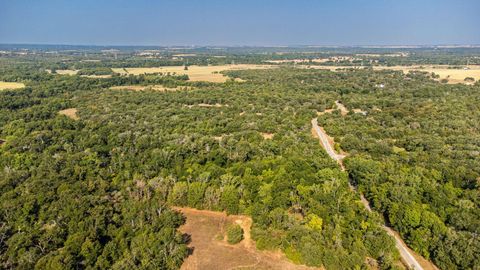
[112,64,273,83]
[175,207,319,270]
[261,133,274,140]
[58,108,79,120]
[0,81,25,90]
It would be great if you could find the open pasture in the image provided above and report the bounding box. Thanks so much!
[0,81,25,90]
[112,64,273,83]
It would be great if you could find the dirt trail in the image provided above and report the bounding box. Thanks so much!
[312,106,437,270]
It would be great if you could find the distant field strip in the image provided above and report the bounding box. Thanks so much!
[0,81,25,90]
[112,64,273,82]
[309,65,480,84]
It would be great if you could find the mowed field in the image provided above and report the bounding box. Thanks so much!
[0,81,25,90]
[175,207,319,270]
[112,64,273,83]
[309,65,480,84]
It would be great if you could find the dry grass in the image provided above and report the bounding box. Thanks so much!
[308,65,480,84]
[112,64,273,83]
[58,108,79,120]
[55,70,79,75]
[81,75,112,79]
[266,58,330,64]
[0,81,25,90]
[109,85,193,92]
[175,207,320,270]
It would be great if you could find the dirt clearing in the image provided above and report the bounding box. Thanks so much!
[112,64,273,83]
[0,81,25,90]
[175,207,319,270]
[261,132,274,139]
[58,108,79,120]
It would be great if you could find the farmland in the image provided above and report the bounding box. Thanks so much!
[308,65,480,84]
[112,64,273,82]
[0,81,25,90]
[0,45,479,270]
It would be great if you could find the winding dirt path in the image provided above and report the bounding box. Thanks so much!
[311,116,433,270]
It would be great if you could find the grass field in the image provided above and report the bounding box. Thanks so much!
[175,207,319,270]
[0,81,25,90]
[309,65,480,84]
[55,69,79,75]
[112,64,273,83]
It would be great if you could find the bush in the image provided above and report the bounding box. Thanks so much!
[226,224,244,244]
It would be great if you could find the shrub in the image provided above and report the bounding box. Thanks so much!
[226,224,243,244]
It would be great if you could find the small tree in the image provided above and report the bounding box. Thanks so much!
[226,224,243,244]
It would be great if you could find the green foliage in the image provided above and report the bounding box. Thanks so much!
[226,224,244,244]
[3,50,478,269]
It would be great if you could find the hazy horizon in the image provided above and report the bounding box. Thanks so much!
[1,0,479,46]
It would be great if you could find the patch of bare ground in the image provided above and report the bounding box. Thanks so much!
[109,85,192,92]
[58,108,79,120]
[261,133,274,140]
[0,139,5,146]
[335,101,349,116]
[174,207,320,270]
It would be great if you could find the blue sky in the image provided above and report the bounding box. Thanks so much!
[0,0,479,46]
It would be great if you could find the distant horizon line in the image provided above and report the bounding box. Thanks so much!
[1,43,480,49]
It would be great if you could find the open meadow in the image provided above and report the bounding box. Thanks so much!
[0,81,25,90]
[112,64,273,82]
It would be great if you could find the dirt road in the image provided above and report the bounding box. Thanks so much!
[311,117,425,270]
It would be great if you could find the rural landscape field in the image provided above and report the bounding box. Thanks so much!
[0,1,479,270]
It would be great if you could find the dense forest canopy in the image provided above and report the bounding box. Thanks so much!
[0,47,479,269]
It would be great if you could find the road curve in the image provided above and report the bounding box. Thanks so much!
[311,117,424,270]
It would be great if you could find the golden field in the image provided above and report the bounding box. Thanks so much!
[112,64,273,83]
[0,81,25,90]
[309,65,480,84]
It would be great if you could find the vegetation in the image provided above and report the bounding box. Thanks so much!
[226,225,243,244]
[0,46,479,269]
[77,67,114,76]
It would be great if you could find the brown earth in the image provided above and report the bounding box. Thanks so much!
[261,133,274,140]
[58,108,79,120]
[175,207,320,270]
